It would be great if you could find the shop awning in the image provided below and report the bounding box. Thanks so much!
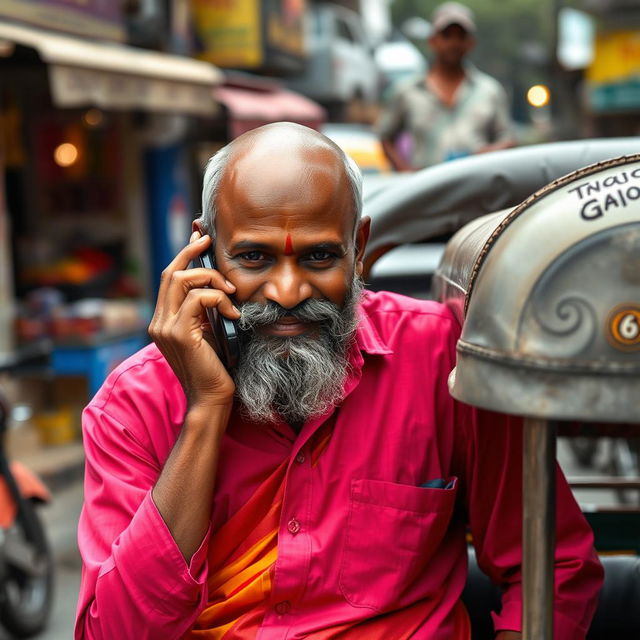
[0,22,223,116]
[214,81,326,138]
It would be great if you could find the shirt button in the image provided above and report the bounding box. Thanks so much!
[295,452,305,464]
[287,518,301,535]
[275,600,291,615]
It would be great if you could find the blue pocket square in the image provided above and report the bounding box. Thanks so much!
[421,478,455,489]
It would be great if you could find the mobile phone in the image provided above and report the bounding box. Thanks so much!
[195,247,240,370]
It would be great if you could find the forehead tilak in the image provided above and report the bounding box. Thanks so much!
[284,233,294,256]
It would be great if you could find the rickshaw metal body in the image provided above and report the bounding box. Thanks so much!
[362,141,640,640]
[436,154,640,423]
[434,154,640,639]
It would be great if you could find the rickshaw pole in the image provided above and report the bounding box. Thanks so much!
[522,417,557,640]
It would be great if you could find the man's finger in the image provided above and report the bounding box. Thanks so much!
[164,268,236,316]
[154,235,210,315]
[174,289,241,330]
[154,234,230,319]
[159,235,212,293]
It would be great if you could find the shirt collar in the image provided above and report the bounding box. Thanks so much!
[463,63,480,82]
[354,300,393,356]
[420,62,479,84]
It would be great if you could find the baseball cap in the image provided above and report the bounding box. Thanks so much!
[431,2,476,34]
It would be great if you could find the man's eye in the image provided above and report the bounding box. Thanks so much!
[308,251,336,262]
[310,251,330,261]
[239,251,265,262]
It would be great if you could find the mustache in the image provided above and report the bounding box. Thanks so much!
[237,299,343,329]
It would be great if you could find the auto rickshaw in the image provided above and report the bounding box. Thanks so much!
[363,140,640,640]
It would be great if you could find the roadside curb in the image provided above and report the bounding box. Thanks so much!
[39,452,85,493]
[8,425,85,493]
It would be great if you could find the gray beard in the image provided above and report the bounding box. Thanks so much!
[233,276,364,425]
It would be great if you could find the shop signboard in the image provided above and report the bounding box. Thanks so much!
[264,0,306,64]
[587,30,640,111]
[192,0,263,68]
[192,0,306,73]
[0,0,125,43]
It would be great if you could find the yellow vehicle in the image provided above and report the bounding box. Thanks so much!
[321,123,391,174]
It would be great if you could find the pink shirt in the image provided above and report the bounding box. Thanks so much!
[75,290,602,639]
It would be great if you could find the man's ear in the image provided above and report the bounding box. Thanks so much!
[192,218,205,236]
[355,216,371,277]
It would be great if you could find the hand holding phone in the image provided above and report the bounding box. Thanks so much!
[195,247,241,370]
[149,233,239,409]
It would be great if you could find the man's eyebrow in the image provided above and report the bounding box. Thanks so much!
[229,240,273,252]
[229,240,346,253]
[304,242,346,254]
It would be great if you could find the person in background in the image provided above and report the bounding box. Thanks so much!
[75,123,600,640]
[376,1,515,171]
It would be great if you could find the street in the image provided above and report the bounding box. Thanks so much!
[38,482,83,640]
[0,481,83,640]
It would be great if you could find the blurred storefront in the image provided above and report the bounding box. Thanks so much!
[191,0,307,75]
[213,72,325,139]
[0,3,224,437]
[0,2,327,441]
[0,0,127,42]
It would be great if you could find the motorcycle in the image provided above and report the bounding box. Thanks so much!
[0,356,54,637]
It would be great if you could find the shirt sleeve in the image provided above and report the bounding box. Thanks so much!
[75,401,210,639]
[456,403,604,639]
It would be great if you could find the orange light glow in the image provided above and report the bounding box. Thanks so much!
[54,143,79,167]
[83,108,103,127]
[527,84,551,108]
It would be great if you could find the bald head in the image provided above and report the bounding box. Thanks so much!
[199,123,362,239]
[227,121,341,161]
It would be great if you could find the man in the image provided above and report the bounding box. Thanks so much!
[75,122,601,639]
[376,2,514,171]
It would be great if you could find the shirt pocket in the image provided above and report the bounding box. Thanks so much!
[339,477,458,611]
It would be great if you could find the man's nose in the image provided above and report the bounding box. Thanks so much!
[262,263,313,310]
